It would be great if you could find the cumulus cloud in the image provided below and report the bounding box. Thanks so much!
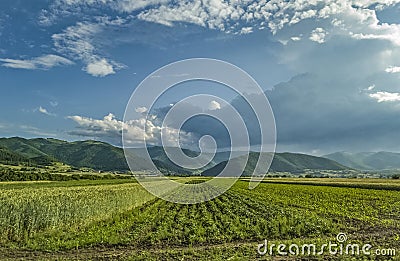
[84,58,115,77]
[68,113,123,138]
[68,112,193,146]
[134,0,400,44]
[309,28,328,44]
[0,54,73,70]
[385,66,400,73]
[137,0,246,30]
[369,91,400,102]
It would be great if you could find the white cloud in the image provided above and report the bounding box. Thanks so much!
[240,27,253,35]
[137,0,250,31]
[114,0,169,12]
[385,66,400,73]
[68,113,123,138]
[135,107,148,114]
[366,84,376,91]
[208,100,221,111]
[0,59,36,69]
[52,20,125,77]
[52,21,100,61]
[37,0,400,44]
[350,30,400,46]
[35,54,73,68]
[291,36,302,41]
[369,91,400,102]
[68,113,193,146]
[310,28,328,44]
[137,2,209,27]
[134,0,400,47]
[0,54,73,70]
[33,0,400,79]
[84,58,115,77]
[38,106,56,116]
[44,0,168,18]
[278,39,289,45]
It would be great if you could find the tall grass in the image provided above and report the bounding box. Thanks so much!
[0,182,154,242]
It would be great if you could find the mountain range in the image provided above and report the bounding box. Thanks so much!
[324,151,400,170]
[0,137,398,175]
[201,152,349,176]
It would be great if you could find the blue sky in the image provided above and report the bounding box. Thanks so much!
[1,0,400,154]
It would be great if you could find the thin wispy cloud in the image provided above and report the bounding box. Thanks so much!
[0,54,73,70]
[51,19,126,77]
[37,106,56,117]
[19,125,57,137]
[50,101,59,107]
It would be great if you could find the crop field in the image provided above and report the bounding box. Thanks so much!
[0,178,399,260]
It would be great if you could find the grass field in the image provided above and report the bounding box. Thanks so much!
[0,177,399,260]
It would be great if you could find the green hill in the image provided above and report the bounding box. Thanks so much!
[0,137,56,166]
[324,151,400,170]
[202,152,349,176]
[0,146,32,165]
[0,137,51,158]
[0,138,128,171]
[0,138,197,173]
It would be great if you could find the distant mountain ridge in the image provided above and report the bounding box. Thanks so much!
[201,152,350,176]
[324,151,400,170]
[0,137,352,175]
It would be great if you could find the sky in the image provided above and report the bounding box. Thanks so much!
[1,0,400,155]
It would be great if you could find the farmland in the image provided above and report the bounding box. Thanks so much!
[0,178,399,260]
